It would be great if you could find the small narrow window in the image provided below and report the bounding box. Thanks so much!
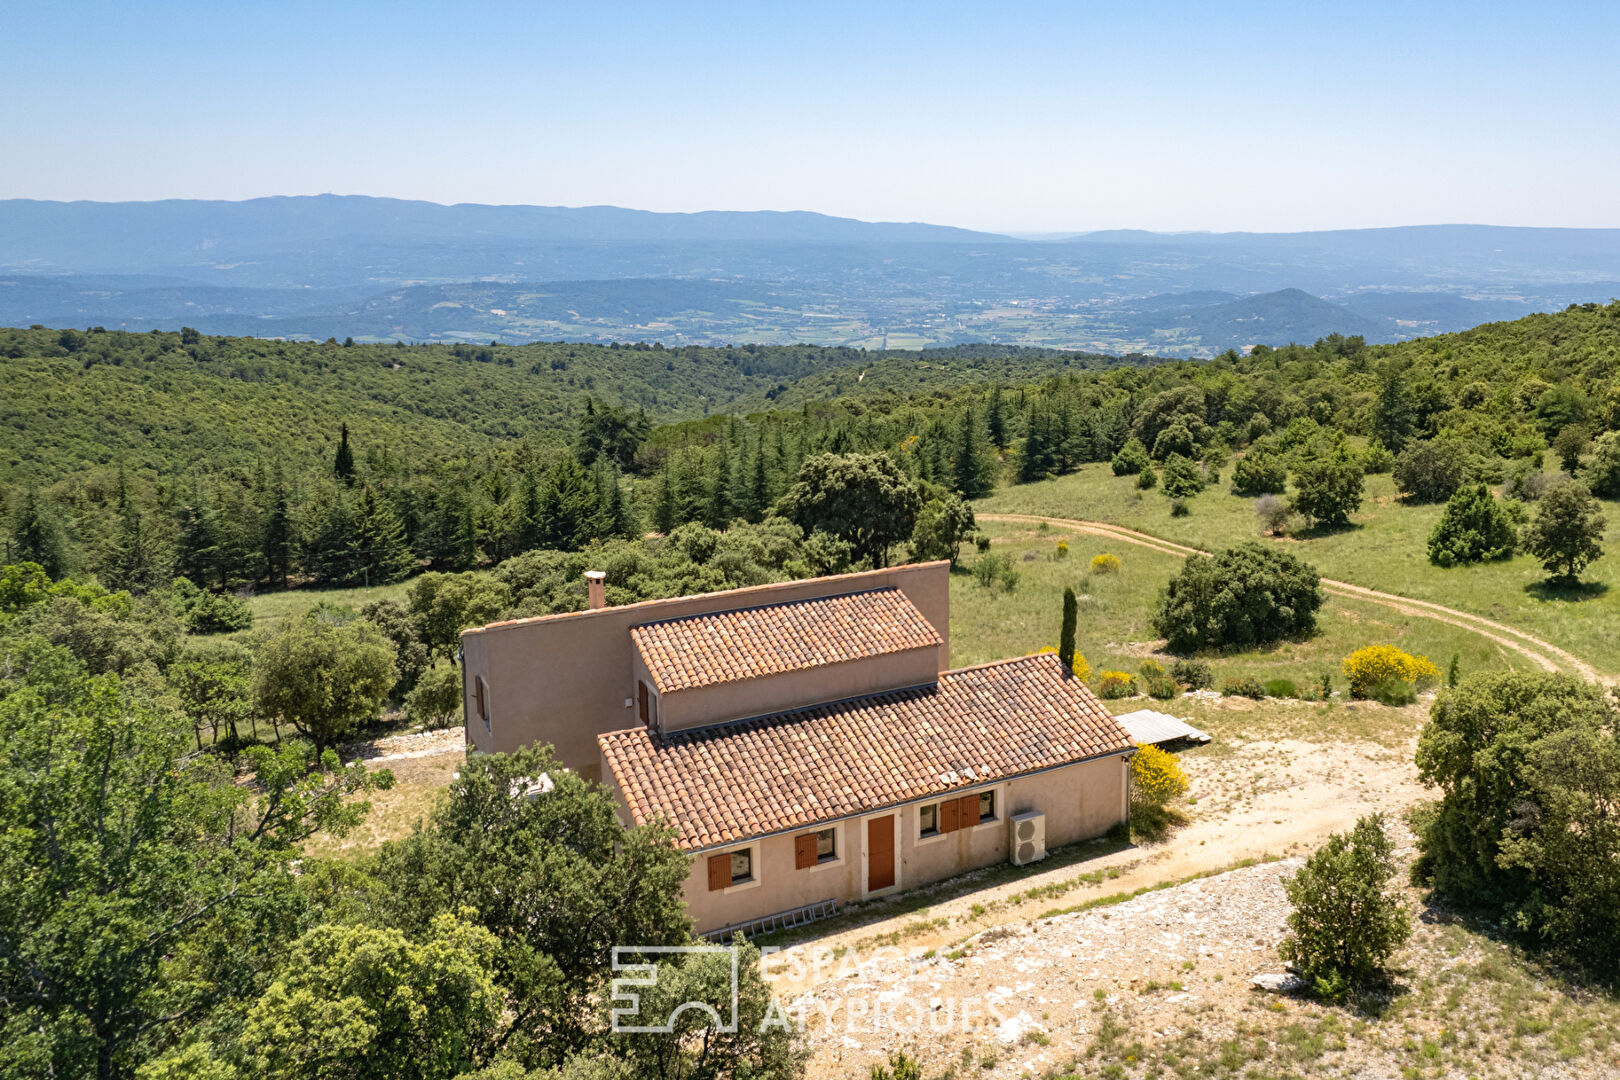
[919,803,939,837]
[978,790,996,823]
[729,849,753,885]
[638,681,650,725]
[475,676,489,730]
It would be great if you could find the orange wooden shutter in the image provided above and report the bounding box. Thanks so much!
[940,798,959,833]
[707,854,730,891]
[795,833,818,869]
[958,794,980,825]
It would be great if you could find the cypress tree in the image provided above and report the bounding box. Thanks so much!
[333,422,356,483]
[1059,586,1078,675]
[11,488,67,579]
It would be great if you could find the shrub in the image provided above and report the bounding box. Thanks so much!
[1146,675,1178,700]
[1138,658,1166,681]
[1220,675,1265,699]
[1170,658,1213,690]
[1130,744,1190,806]
[1393,438,1477,503]
[405,663,464,729]
[1427,482,1517,566]
[1263,678,1299,699]
[1135,467,1157,490]
[1581,430,1620,496]
[1090,553,1121,575]
[971,552,1020,591]
[1341,645,1440,699]
[1553,423,1592,474]
[1413,672,1620,971]
[169,577,253,635]
[1254,494,1291,536]
[1097,670,1136,699]
[1110,437,1151,476]
[1160,453,1204,499]
[1279,814,1411,999]
[1231,452,1287,495]
[1317,671,1333,699]
[1504,458,1550,501]
[1054,539,1069,559]
[974,534,992,554]
[1358,441,1395,475]
[1070,651,1091,681]
[1290,446,1364,527]
[1521,479,1606,583]
[1151,543,1324,653]
[1365,677,1417,706]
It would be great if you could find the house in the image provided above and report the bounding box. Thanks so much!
[459,561,1136,936]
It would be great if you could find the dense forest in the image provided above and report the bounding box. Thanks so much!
[5,302,1617,598]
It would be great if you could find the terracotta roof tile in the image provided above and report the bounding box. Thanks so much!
[629,588,941,694]
[599,652,1133,851]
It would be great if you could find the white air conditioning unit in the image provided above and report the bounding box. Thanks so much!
[1009,811,1046,866]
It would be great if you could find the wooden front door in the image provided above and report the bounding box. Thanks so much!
[867,816,895,891]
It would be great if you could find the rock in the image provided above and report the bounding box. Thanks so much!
[1249,972,1307,993]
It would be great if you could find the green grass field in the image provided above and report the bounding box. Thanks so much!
[243,580,412,635]
[949,519,1540,691]
[975,462,1619,678]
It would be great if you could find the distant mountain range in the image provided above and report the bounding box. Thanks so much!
[2,196,1617,354]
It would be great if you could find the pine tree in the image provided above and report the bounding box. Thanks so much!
[652,467,678,535]
[11,488,67,579]
[515,469,546,553]
[104,485,172,594]
[434,485,479,570]
[349,485,415,586]
[333,422,356,483]
[260,467,293,588]
[537,456,602,551]
[304,486,356,585]
[747,431,771,521]
[175,487,222,588]
[1019,406,1052,483]
[596,464,636,539]
[986,385,1007,451]
[706,442,733,529]
[954,407,992,499]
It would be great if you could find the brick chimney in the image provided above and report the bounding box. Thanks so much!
[584,569,607,610]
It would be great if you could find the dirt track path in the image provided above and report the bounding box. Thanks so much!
[980,513,1606,685]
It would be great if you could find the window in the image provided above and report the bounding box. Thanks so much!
[638,681,650,725]
[474,676,489,730]
[920,791,994,837]
[706,847,755,891]
[796,827,838,868]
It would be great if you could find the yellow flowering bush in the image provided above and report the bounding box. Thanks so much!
[1097,670,1136,699]
[1055,539,1070,559]
[1131,744,1190,806]
[1038,645,1091,681]
[1342,645,1441,699]
[1090,553,1122,575]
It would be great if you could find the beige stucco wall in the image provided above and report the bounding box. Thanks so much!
[460,561,951,777]
[652,646,941,733]
[668,753,1130,935]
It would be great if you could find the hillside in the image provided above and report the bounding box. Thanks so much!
[5,199,1618,352]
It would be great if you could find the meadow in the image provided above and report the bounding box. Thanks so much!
[948,519,1538,693]
[975,460,1619,680]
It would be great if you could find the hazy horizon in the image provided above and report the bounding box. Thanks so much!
[7,2,1619,234]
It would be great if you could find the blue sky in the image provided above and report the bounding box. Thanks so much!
[5,1,1617,232]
